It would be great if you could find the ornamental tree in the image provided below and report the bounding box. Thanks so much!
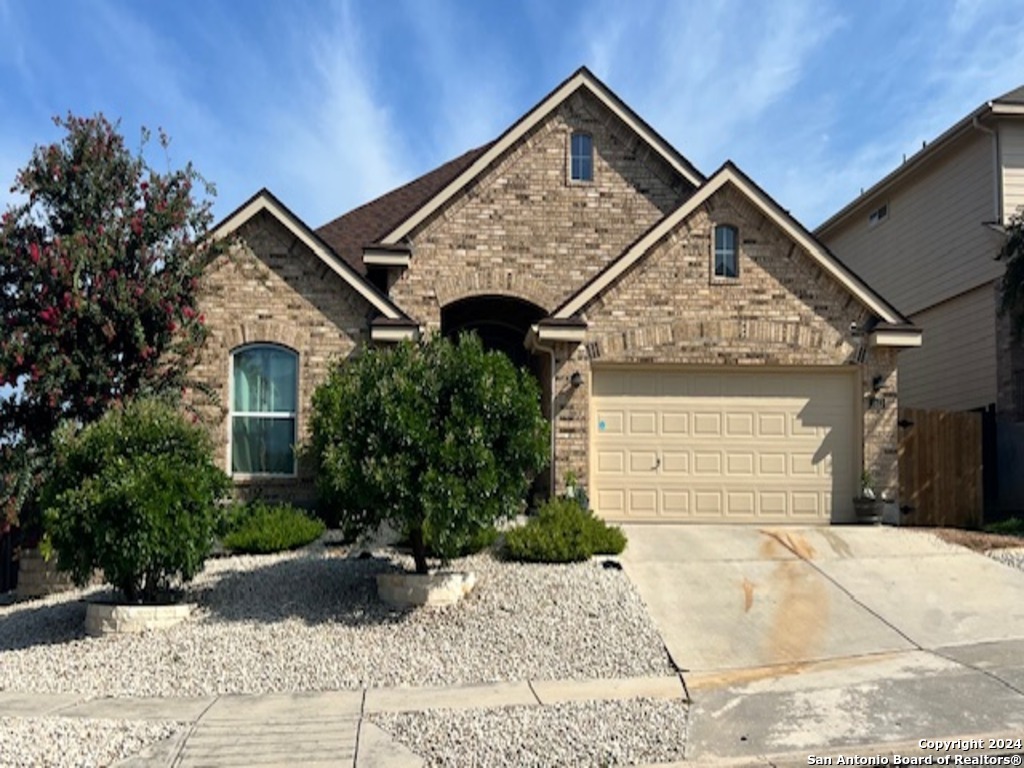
[1000,212,1024,339]
[309,333,549,575]
[0,114,217,529]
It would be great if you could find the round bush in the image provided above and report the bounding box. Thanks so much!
[503,498,627,564]
[42,398,231,603]
[309,333,548,573]
[221,501,326,554]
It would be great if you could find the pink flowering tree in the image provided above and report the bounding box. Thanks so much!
[0,114,218,530]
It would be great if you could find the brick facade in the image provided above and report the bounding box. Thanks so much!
[394,90,692,329]
[192,211,372,502]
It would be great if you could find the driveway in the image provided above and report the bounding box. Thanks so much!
[620,525,1024,761]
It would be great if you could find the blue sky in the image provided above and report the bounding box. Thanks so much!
[1,0,1022,231]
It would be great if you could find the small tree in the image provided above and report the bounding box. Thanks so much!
[310,333,549,574]
[42,397,231,603]
[1000,213,1024,339]
[0,113,217,529]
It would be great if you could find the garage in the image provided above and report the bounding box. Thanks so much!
[590,367,858,522]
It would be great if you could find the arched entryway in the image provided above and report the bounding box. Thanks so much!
[442,295,551,500]
[441,295,547,374]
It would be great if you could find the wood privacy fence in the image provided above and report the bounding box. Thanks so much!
[898,407,983,528]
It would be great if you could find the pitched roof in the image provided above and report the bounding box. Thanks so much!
[315,143,494,274]
[376,67,704,245]
[555,161,914,329]
[817,83,1024,235]
[210,188,411,321]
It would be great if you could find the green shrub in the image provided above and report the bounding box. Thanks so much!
[309,333,548,573]
[221,501,325,554]
[398,523,500,559]
[503,498,626,563]
[984,517,1024,537]
[42,397,231,603]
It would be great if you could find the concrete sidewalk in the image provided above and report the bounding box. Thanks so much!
[0,676,686,767]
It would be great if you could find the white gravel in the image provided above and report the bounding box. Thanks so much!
[0,716,182,768]
[986,546,1024,571]
[0,548,673,696]
[372,698,689,767]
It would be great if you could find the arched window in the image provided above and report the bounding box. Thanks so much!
[230,345,298,475]
[714,224,739,278]
[570,132,593,182]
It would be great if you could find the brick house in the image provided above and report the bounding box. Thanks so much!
[196,68,920,524]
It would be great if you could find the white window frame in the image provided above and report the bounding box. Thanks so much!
[868,202,889,228]
[228,343,299,478]
[712,224,740,280]
[569,131,594,183]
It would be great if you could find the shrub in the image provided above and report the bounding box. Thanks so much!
[984,517,1024,537]
[42,397,231,603]
[221,501,326,554]
[397,523,500,559]
[309,333,549,574]
[503,498,627,564]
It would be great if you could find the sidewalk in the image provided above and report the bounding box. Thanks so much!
[0,676,686,767]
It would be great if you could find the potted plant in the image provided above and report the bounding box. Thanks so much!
[42,397,231,634]
[853,470,883,525]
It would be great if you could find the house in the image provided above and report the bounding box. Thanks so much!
[816,85,1024,510]
[194,67,920,524]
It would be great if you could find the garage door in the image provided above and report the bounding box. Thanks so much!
[591,368,856,522]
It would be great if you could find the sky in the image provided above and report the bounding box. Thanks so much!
[1,0,1023,232]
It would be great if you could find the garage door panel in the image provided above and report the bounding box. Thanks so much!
[592,369,855,522]
[629,411,657,436]
[661,451,689,474]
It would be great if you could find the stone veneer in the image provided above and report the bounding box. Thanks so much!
[192,211,372,501]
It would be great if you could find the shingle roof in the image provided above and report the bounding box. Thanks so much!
[315,143,494,274]
[996,84,1024,105]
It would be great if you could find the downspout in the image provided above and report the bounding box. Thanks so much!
[972,113,1001,225]
[527,330,558,498]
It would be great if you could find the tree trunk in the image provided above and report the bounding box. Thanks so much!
[409,526,429,574]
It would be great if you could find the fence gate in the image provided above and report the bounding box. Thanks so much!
[898,408,983,527]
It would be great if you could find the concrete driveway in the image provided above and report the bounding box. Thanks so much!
[620,525,1024,762]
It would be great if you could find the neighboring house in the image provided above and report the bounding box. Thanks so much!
[817,85,1024,510]
[195,67,920,524]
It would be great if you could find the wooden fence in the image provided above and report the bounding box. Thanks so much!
[898,407,983,528]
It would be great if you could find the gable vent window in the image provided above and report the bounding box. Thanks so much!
[714,224,739,279]
[570,132,593,182]
[868,203,889,227]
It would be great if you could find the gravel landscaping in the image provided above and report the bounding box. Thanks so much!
[0,716,182,768]
[986,546,1024,571]
[373,698,689,767]
[0,547,674,697]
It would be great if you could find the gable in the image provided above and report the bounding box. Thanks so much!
[387,88,696,325]
[556,163,915,336]
[210,189,410,322]
[376,67,705,246]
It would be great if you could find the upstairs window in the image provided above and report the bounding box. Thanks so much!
[868,203,889,227]
[570,132,593,182]
[714,225,739,279]
[231,345,298,475]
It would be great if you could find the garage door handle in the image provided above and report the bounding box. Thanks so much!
[652,457,660,471]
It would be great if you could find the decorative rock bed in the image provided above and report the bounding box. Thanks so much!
[376,571,477,608]
[84,602,196,637]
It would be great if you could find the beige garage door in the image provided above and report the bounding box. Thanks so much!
[591,368,857,522]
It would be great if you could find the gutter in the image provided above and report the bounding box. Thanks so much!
[971,113,1002,225]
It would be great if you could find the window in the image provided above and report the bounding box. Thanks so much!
[868,203,889,227]
[570,132,593,182]
[231,345,297,475]
[714,225,739,278]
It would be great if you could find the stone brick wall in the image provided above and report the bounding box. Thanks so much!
[549,184,901,504]
[394,89,694,326]
[191,211,372,502]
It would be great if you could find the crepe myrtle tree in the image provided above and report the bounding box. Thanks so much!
[0,113,218,530]
[309,333,549,574]
[1000,212,1024,339]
